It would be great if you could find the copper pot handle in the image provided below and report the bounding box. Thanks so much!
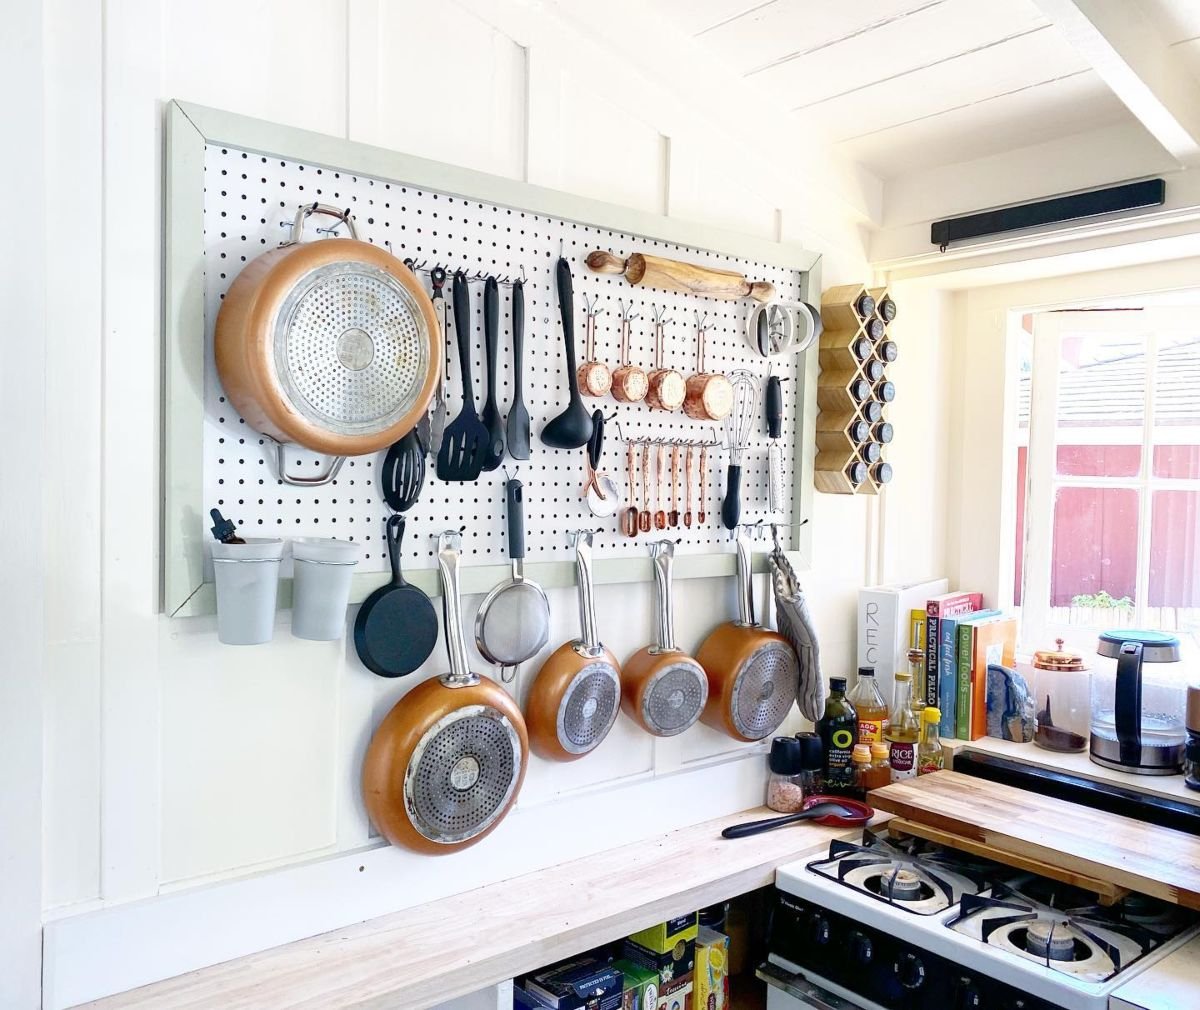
[289,202,359,243]
[267,437,346,487]
[649,539,677,651]
[736,526,757,627]
[568,530,601,652]
[437,530,476,686]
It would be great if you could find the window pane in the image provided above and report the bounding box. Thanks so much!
[1049,486,1138,630]
[1152,337,1200,478]
[1055,330,1145,477]
[1148,491,1200,646]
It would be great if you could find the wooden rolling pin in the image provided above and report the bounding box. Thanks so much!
[586,251,775,303]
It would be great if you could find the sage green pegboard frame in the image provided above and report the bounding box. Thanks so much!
[163,100,820,617]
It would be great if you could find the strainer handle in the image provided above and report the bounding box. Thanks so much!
[289,203,359,244]
[269,440,345,487]
[437,531,475,686]
[649,539,677,652]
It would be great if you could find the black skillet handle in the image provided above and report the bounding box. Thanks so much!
[587,409,604,471]
[452,270,474,403]
[512,279,525,392]
[484,276,499,403]
[721,464,742,530]
[385,513,406,586]
[766,375,783,440]
[506,479,525,561]
[557,258,581,394]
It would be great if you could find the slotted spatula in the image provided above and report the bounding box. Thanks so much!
[436,271,488,482]
[381,428,424,512]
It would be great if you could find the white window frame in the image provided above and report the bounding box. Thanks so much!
[1021,307,1200,650]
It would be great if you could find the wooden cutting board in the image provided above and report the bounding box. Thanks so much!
[869,770,1200,909]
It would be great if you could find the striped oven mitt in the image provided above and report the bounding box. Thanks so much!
[769,545,825,723]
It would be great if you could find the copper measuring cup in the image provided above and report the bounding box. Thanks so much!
[683,311,733,421]
[611,300,648,403]
[645,306,686,412]
[576,294,612,398]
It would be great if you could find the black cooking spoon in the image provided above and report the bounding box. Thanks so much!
[721,802,858,839]
[505,278,531,460]
[480,276,505,471]
[353,514,437,678]
[540,257,592,450]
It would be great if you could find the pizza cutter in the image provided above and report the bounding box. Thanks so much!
[582,410,620,518]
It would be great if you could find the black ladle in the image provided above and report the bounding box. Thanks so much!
[721,802,857,839]
[540,257,593,450]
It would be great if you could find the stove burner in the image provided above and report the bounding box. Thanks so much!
[1024,920,1079,961]
[807,828,999,916]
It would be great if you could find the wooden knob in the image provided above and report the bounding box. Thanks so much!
[747,281,775,303]
[585,251,626,275]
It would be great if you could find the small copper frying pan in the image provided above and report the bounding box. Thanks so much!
[362,531,529,854]
[526,531,622,761]
[697,528,799,741]
[621,540,708,737]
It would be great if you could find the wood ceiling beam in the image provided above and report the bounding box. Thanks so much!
[1032,0,1200,165]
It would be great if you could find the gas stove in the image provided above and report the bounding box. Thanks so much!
[765,829,1199,1010]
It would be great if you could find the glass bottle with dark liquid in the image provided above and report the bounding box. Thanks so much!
[818,677,859,795]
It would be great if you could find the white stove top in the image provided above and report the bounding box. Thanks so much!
[775,850,1200,1010]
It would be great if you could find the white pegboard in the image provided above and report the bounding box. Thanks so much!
[202,144,805,573]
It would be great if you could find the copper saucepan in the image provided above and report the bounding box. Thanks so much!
[645,307,686,412]
[697,528,799,741]
[526,531,622,761]
[215,203,440,485]
[577,296,612,398]
[684,311,733,421]
[611,301,648,403]
[621,540,708,736]
[362,530,529,854]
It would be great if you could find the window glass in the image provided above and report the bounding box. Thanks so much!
[1148,490,1200,641]
[1049,487,1138,632]
[1152,337,1200,478]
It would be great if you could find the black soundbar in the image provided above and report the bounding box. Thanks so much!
[931,178,1166,251]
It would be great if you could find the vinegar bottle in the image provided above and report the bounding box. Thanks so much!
[885,669,919,781]
[917,706,945,775]
[849,667,889,745]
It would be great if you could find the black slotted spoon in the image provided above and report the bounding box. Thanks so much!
[436,270,489,482]
[381,428,424,512]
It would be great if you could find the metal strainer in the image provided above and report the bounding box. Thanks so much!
[475,477,550,679]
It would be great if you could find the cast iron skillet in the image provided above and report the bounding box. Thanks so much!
[353,514,437,677]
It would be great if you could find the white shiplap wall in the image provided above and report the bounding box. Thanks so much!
[35,0,948,1005]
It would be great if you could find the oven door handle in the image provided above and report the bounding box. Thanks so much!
[756,962,863,1010]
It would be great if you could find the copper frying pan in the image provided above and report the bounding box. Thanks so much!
[215,203,440,484]
[526,531,622,761]
[362,530,528,854]
[621,540,708,736]
[697,528,799,741]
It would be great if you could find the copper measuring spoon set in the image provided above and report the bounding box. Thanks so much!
[619,433,719,538]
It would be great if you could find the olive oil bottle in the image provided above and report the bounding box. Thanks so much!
[817,677,858,795]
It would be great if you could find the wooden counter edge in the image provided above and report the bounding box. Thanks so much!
[76,808,885,1010]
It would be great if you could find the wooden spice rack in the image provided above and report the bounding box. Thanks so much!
[814,284,895,495]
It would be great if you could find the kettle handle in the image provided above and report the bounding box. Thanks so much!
[1115,641,1144,764]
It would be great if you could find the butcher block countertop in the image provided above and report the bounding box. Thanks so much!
[869,770,1200,909]
[77,808,879,1010]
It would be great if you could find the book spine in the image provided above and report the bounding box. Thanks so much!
[924,611,939,708]
[937,617,958,737]
[956,623,974,740]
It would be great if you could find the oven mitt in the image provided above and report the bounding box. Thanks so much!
[769,547,825,723]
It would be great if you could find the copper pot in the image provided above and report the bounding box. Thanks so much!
[645,308,685,412]
[215,203,440,484]
[362,531,528,854]
[611,301,648,403]
[622,540,708,736]
[576,297,612,397]
[527,531,622,761]
[697,529,799,741]
[683,312,732,421]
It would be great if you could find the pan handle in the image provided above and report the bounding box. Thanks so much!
[569,530,600,651]
[735,526,757,628]
[649,539,678,652]
[268,439,345,487]
[437,530,476,687]
[288,202,359,244]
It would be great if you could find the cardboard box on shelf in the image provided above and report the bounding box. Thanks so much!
[613,959,659,1010]
[656,970,693,1010]
[523,956,624,1010]
[628,914,698,956]
[693,927,729,1010]
[620,937,695,983]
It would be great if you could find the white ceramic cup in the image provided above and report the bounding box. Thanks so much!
[291,538,361,641]
[211,538,285,645]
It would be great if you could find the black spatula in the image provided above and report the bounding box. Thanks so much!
[505,278,531,460]
[479,276,505,471]
[436,271,489,482]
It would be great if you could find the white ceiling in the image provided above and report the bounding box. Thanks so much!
[647,0,1200,179]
